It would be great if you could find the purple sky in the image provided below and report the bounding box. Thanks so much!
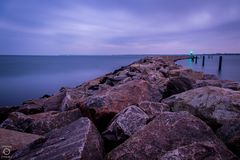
[0,0,240,55]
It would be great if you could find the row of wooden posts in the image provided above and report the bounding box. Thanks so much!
[191,55,222,71]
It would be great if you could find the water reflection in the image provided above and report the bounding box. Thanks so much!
[177,55,240,82]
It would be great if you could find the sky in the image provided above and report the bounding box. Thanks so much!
[0,0,240,55]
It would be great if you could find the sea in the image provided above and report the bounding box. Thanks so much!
[0,54,239,106]
[0,55,145,106]
[176,54,240,83]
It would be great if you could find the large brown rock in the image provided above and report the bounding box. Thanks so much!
[106,112,237,160]
[162,86,240,156]
[102,106,149,151]
[17,87,84,114]
[79,80,160,131]
[13,117,104,160]
[1,109,81,135]
[0,128,43,158]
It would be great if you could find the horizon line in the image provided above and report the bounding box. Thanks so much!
[0,52,240,56]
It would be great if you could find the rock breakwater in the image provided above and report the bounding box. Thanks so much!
[0,55,239,159]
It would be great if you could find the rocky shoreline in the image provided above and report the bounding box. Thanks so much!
[0,55,240,159]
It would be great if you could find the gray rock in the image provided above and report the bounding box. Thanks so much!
[13,117,104,160]
[102,106,149,151]
[162,86,240,156]
[162,86,240,130]
[106,112,238,160]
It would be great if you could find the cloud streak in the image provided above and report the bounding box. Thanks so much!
[0,0,240,55]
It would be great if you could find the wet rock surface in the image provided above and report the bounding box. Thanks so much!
[1,55,239,159]
[106,112,238,160]
[12,117,104,160]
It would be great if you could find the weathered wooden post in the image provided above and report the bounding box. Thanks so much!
[195,56,197,64]
[218,56,222,71]
[202,55,205,67]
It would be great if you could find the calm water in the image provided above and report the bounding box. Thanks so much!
[1,55,239,106]
[176,54,240,82]
[0,55,145,106]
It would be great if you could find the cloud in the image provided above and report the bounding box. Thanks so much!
[0,0,240,54]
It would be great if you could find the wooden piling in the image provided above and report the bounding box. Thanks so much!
[195,56,197,64]
[218,56,222,71]
[202,56,205,67]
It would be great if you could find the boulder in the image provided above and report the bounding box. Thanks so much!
[169,68,204,80]
[0,105,19,123]
[194,79,222,88]
[194,80,240,91]
[163,77,193,98]
[202,73,219,80]
[0,128,43,158]
[217,120,240,157]
[138,101,170,117]
[102,106,149,151]
[13,117,104,160]
[17,88,83,114]
[18,99,45,115]
[162,86,240,156]
[221,80,240,91]
[79,80,160,131]
[1,109,81,135]
[160,142,235,160]
[162,86,240,130]
[106,112,237,160]
[42,89,78,112]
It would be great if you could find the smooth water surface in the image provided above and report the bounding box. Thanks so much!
[176,54,240,82]
[0,55,145,106]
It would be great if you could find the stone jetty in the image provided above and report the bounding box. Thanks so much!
[0,55,239,159]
